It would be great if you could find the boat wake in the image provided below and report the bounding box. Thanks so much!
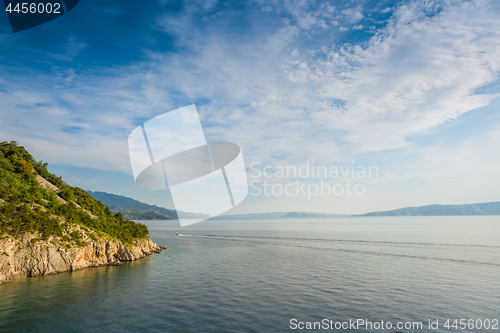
[177,234,500,268]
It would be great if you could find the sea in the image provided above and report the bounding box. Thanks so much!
[0,216,499,332]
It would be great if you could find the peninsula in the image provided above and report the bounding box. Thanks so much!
[0,141,165,285]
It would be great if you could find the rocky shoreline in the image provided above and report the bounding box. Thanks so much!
[0,233,166,285]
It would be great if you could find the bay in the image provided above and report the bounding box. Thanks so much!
[0,216,499,332]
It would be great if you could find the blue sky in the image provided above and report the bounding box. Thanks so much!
[1,0,500,215]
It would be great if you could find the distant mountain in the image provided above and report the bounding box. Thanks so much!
[88,191,500,219]
[215,201,500,219]
[215,212,351,219]
[87,191,210,220]
[359,201,500,216]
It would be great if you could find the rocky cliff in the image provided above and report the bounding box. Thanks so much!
[0,141,168,285]
[0,231,165,285]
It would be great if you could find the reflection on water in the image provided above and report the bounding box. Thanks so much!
[0,217,499,332]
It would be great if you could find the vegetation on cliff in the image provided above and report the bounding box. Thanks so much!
[0,141,149,245]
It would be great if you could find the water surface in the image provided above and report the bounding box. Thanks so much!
[0,217,499,332]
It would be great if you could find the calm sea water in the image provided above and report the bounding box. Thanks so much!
[0,217,499,332]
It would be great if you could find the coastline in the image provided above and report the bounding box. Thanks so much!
[0,232,166,285]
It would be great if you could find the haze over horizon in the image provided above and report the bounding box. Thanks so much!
[1,0,500,215]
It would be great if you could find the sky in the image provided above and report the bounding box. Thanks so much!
[1,0,500,215]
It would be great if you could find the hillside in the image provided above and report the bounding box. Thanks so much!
[88,191,178,220]
[0,141,165,284]
[87,191,211,220]
[359,202,500,216]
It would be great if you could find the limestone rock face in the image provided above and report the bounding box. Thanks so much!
[0,234,165,284]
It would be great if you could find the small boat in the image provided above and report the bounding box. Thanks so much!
[175,232,179,236]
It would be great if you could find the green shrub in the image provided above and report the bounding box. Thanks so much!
[0,141,149,244]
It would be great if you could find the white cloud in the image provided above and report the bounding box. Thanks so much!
[341,5,364,23]
[308,0,500,152]
[152,0,500,161]
[2,0,500,178]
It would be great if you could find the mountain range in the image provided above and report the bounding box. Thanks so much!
[358,201,500,216]
[87,191,210,220]
[215,212,351,219]
[87,191,500,219]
